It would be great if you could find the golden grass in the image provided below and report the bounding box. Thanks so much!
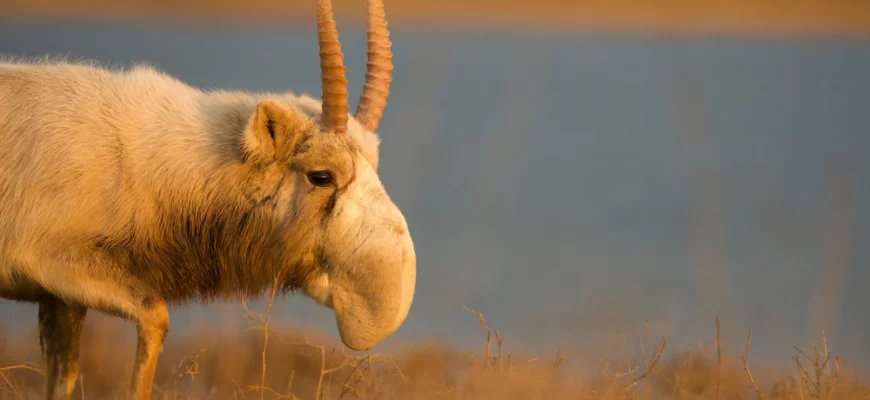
[0,301,867,400]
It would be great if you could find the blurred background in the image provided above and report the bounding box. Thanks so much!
[1,0,868,375]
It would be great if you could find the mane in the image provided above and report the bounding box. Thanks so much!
[96,188,318,305]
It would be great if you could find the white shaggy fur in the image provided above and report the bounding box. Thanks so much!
[0,57,415,400]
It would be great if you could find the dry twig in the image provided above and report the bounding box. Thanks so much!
[167,347,207,398]
[742,329,765,399]
[238,273,286,400]
[462,306,495,369]
[627,337,667,387]
[289,341,356,400]
[716,317,722,400]
[495,330,507,371]
[0,364,43,375]
[639,320,655,399]
[260,277,281,400]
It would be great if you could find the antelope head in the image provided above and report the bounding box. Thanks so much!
[243,0,414,351]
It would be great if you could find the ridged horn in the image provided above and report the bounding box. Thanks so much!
[317,0,349,134]
[354,0,394,133]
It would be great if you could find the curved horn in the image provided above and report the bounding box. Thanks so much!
[317,0,349,134]
[354,0,394,133]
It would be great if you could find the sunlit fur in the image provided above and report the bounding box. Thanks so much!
[0,58,416,399]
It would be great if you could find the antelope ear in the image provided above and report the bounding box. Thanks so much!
[243,100,310,164]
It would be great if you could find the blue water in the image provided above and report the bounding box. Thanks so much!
[1,20,868,370]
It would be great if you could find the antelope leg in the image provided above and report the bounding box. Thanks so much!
[32,255,169,400]
[38,297,87,400]
[127,297,169,400]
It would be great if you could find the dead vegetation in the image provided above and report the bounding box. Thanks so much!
[0,304,867,399]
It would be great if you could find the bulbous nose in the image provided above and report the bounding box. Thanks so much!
[334,223,416,351]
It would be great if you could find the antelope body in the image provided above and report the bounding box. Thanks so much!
[0,1,416,399]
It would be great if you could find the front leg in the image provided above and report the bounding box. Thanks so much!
[128,297,169,400]
[30,254,169,400]
[38,297,87,400]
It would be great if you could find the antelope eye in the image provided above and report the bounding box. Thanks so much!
[307,171,333,187]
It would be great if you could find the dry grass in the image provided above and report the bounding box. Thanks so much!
[0,302,867,400]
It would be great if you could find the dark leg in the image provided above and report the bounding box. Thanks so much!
[38,297,87,400]
[31,254,170,400]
